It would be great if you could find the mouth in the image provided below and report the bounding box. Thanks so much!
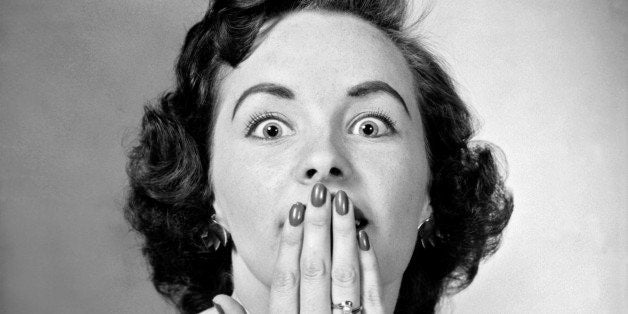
[331,192,369,231]
[278,192,370,231]
[353,205,369,231]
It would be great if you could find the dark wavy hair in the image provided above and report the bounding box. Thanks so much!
[125,0,514,313]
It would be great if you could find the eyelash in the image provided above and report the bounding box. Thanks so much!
[243,109,398,138]
[244,111,287,137]
[353,109,398,134]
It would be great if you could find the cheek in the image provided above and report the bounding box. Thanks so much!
[211,133,299,284]
[212,142,289,236]
[359,136,428,222]
[357,138,429,284]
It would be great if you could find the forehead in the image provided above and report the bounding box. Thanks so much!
[219,10,415,104]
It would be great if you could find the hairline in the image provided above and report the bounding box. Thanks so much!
[205,7,431,177]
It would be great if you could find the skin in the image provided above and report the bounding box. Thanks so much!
[209,10,431,313]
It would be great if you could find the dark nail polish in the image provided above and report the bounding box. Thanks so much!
[358,230,370,251]
[335,190,348,215]
[311,183,327,207]
[289,202,305,226]
[215,303,225,314]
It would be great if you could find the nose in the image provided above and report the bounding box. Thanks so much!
[294,135,354,184]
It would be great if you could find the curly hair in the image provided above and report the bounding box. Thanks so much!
[124,0,514,313]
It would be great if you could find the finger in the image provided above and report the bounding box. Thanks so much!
[300,183,332,313]
[212,294,246,314]
[269,202,306,314]
[357,230,385,314]
[331,191,360,312]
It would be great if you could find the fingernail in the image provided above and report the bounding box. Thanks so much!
[334,190,348,215]
[289,202,305,226]
[311,183,327,207]
[358,230,370,251]
[214,303,225,314]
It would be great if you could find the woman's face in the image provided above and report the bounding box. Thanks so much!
[211,11,430,287]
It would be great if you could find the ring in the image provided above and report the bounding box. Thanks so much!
[331,300,363,314]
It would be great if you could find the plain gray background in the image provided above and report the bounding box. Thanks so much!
[1,1,626,313]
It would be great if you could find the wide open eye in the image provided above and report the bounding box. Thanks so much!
[349,113,396,138]
[246,113,295,140]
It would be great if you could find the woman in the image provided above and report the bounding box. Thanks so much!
[125,0,513,313]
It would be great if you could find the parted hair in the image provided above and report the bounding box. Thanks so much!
[125,0,514,313]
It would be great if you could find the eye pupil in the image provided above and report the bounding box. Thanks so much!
[360,122,377,136]
[263,123,280,138]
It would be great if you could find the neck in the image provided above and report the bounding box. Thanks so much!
[231,250,403,313]
[382,277,402,313]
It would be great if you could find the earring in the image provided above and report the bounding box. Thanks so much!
[418,215,442,249]
[201,214,229,251]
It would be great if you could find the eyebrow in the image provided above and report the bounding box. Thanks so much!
[347,80,409,116]
[231,83,294,120]
[231,80,409,120]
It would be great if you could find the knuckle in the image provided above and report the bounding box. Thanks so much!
[331,264,358,286]
[301,259,328,281]
[305,210,329,228]
[306,215,329,228]
[333,224,354,238]
[363,285,383,305]
[271,270,298,292]
[281,230,301,247]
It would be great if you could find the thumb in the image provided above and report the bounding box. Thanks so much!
[212,294,247,314]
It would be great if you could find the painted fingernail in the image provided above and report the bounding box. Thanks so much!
[334,190,349,215]
[289,202,305,226]
[358,230,370,251]
[214,303,225,314]
[311,183,327,207]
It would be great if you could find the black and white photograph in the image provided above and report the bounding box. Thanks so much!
[1,0,626,313]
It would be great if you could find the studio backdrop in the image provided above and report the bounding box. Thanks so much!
[1,1,626,313]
